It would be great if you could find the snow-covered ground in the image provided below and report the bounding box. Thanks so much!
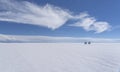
[0,43,120,72]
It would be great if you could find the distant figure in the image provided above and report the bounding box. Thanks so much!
[88,41,91,44]
[84,42,87,44]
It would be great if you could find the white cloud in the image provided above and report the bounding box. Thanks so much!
[0,0,110,33]
[93,22,110,33]
[0,34,119,43]
[0,34,16,41]
[70,12,111,33]
[0,0,71,30]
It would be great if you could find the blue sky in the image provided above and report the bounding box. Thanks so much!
[0,0,120,42]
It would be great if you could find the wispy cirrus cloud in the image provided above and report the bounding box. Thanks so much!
[0,0,111,33]
[0,0,72,30]
[0,34,119,43]
[70,13,111,33]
